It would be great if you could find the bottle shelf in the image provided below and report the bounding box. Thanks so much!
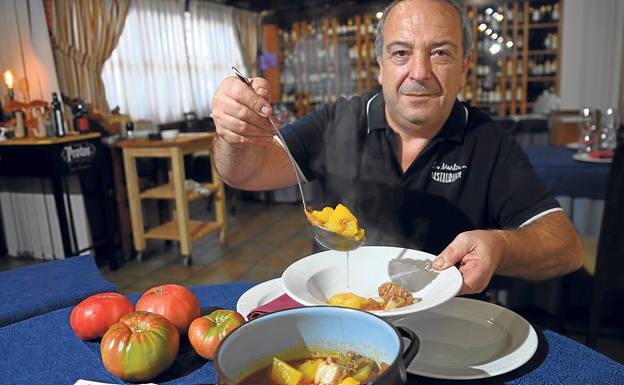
[528,49,557,56]
[527,75,557,81]
[270,0,561,118]
[528,22,559,29]
[465,0,561,117]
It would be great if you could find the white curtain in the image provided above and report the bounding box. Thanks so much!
[186,1,247,119]
[560,0,624,111]
[101,0,247,124]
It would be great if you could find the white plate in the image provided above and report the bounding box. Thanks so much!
[395,297,538,380]
[565,142,582,150]
[282,246,462,319]
[572,152,613,163]
[236,278,284,320]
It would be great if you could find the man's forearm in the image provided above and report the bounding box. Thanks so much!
[212,136,264,189]
[495,211,584,279]
[212,135,297,191]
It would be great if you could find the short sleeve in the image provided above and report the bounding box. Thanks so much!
[488,133,561,228]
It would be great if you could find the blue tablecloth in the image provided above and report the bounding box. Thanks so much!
[0,255,117,327]
[523,145,610,200]
[1,282,623,385]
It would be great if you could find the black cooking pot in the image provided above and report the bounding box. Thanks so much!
[214,306,419,384]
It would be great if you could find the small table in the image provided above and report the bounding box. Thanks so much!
[117,133,226,265]
[523,145,610,200]
[505,145,612,324]
[524,145,611,237]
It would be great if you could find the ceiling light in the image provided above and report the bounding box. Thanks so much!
[485,8,493,15]
[485,28,492,35]
[506,41,514,48]
[478,23,487,32]
[376,11,383,19]
[497,37,504,43]
[491,33,499,40]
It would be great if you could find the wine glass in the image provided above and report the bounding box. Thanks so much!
[578,107,598,153]
[601,107,619,150]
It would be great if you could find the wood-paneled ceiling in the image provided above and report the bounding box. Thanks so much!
[204,0,390,28]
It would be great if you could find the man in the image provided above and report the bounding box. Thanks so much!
[211,0,583,295]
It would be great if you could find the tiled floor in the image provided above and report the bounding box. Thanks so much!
[1,199,623,365]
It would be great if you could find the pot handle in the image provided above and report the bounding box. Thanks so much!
[396,326,420,366]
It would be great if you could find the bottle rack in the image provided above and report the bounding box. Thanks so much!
[264,0,562,119]
[271,15,380,117]
[463,0,562,117]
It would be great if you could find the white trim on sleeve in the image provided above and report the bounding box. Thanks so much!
[519,208,564,228]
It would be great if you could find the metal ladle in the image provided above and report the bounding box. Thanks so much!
[231,67,365,252]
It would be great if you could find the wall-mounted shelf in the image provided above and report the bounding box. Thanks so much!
[462,0,562,117]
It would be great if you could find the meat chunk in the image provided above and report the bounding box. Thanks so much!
[314,359,348,385]
[378,282,415,310]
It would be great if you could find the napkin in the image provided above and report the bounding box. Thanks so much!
[588,150,614,159]
[247,294,302,320]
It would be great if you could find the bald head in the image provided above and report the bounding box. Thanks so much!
[375,0,472,60]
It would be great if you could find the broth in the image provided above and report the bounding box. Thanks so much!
[238,351,387,385]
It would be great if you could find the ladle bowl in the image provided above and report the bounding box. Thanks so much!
[304,209,365,252]
[233,66,366,252]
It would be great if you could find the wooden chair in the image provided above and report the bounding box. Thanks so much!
[587,127,624,347]
[549,110,582,146]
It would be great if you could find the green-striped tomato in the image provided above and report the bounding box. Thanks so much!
[188,309,245,360]
[100,311,179,382]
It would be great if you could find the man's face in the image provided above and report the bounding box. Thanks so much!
[378,0,471,130]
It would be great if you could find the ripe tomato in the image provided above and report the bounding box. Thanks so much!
[101,311,180,382]
[135,284,200,335]
[188,309,245,360]
[69,292,134,340]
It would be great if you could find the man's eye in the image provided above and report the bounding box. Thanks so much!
[433,50,449,57]
[393,50,409,57]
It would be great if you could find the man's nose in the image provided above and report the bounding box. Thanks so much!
[408,52,433,82]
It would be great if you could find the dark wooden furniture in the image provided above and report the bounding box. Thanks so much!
[0,133,116,267]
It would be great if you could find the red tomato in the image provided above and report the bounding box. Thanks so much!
[69,292,134,340]
[188,309,245,360]
[101,311,180,382]
[135,284,200,335]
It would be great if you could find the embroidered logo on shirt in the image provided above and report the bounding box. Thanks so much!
[431,162,467,184]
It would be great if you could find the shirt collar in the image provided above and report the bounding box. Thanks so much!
[366,91,468,143]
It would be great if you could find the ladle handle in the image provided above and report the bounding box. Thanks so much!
[231,67,308,207]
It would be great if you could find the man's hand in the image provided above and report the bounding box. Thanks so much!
[433,230,507,295]
[211,76,276,146]
[211,76,298,191]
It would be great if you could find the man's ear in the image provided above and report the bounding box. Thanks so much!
[460,53,473,88]
[377,56,383,85]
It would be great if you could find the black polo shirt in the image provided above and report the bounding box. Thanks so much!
[281,90,560,254]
